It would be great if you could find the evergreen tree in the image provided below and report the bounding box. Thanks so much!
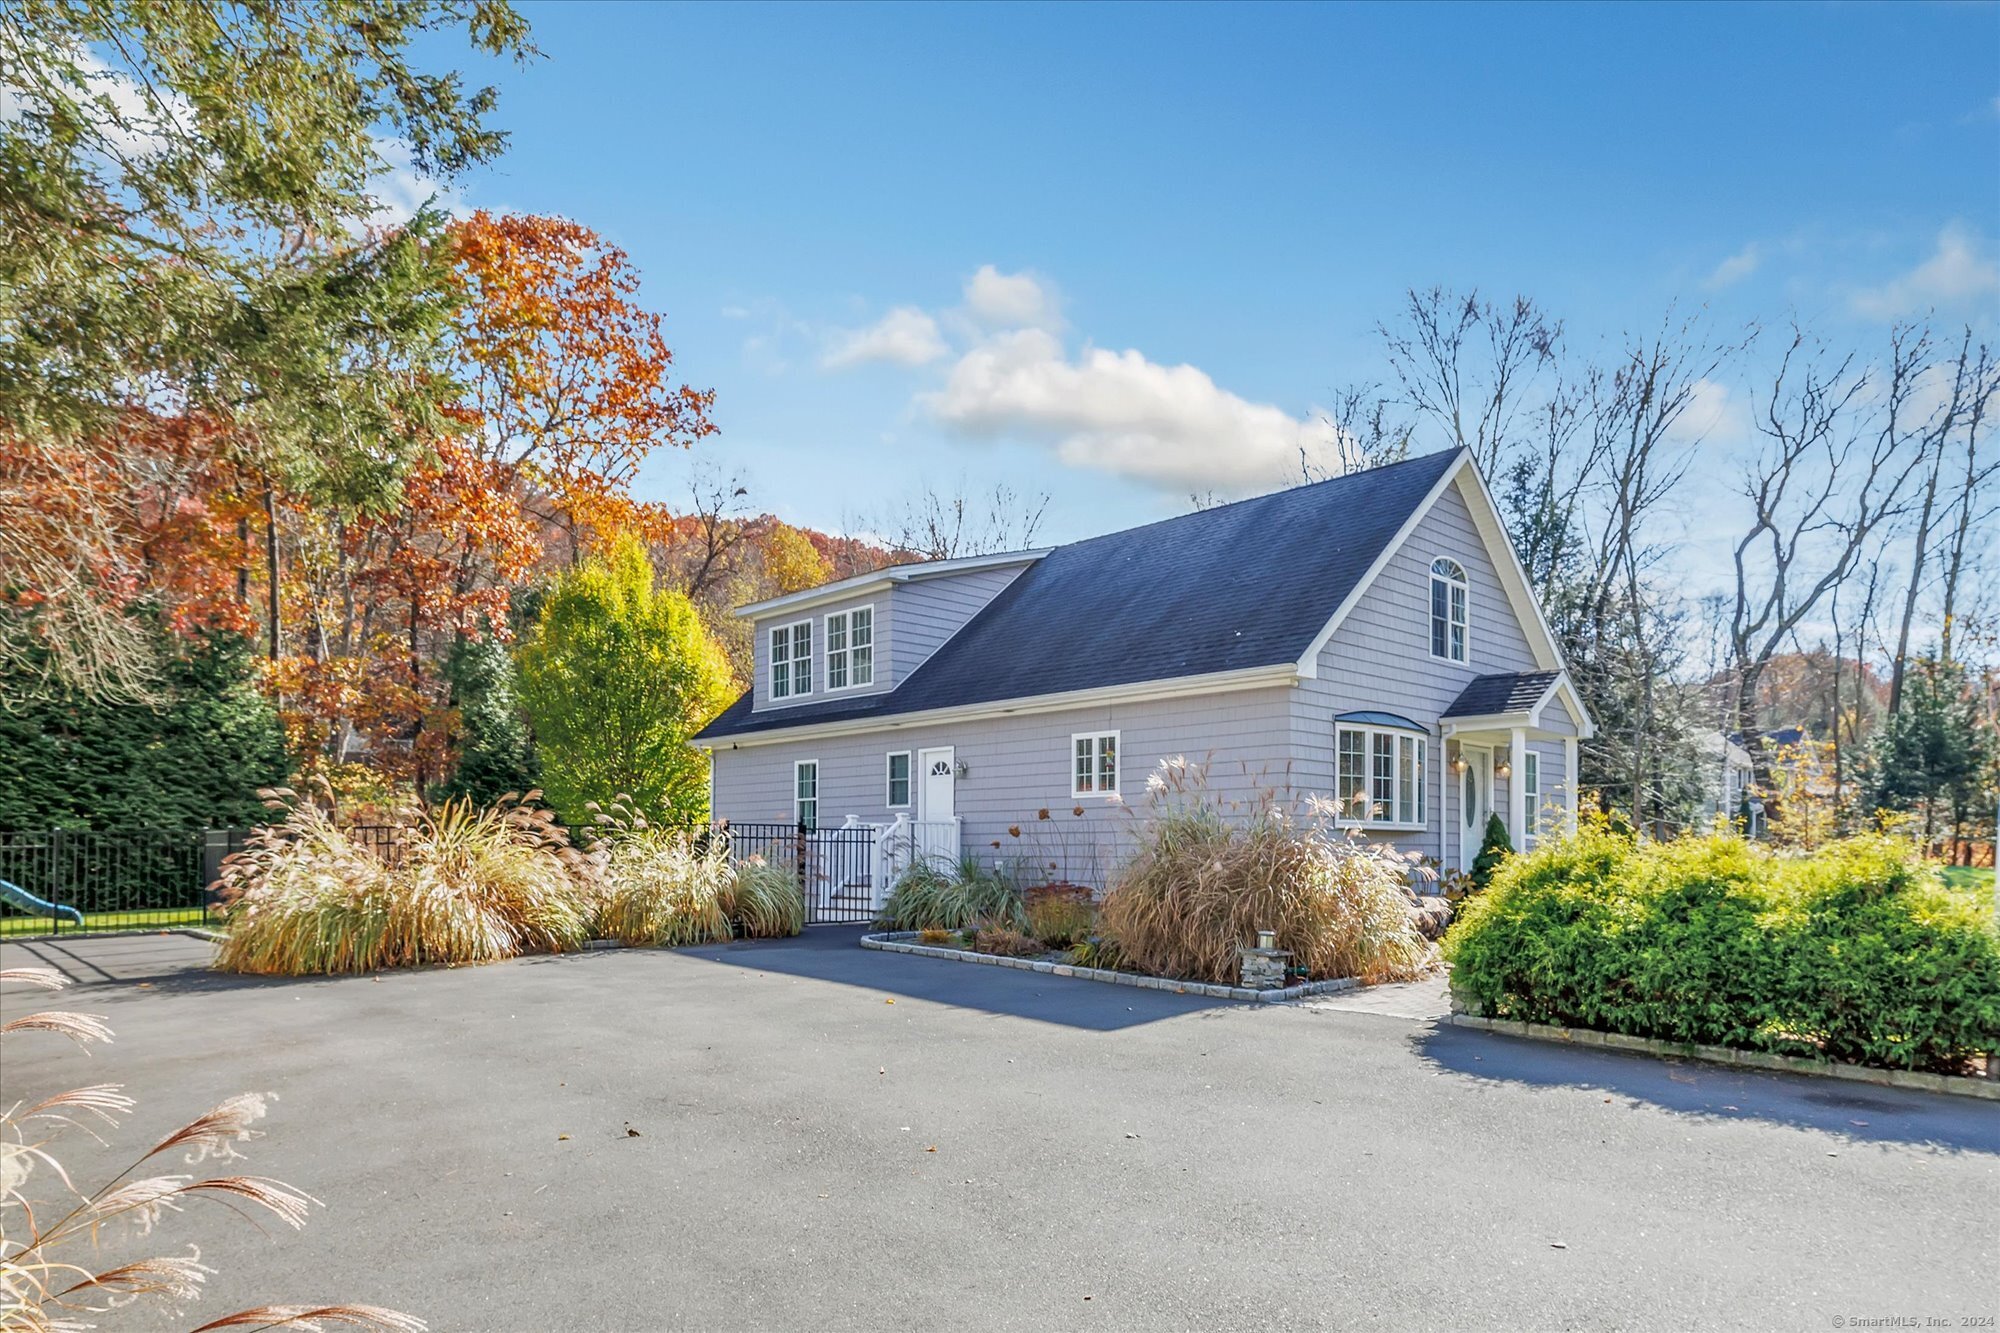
[434,635,539,807]
[1469,812,1514,891]
[0,633,289,828]
[1870,655,1991,846]
[516,536,733,828]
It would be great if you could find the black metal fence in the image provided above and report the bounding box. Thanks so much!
[0,829,235,936]
[699,821,881,925]
[0,820,888,937]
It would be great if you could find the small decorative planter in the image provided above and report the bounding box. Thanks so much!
[860,931,1365,1004]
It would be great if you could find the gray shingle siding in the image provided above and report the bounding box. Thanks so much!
[709,685,1296,888]
[1291,475,1546,863]
[888,566,1027,681]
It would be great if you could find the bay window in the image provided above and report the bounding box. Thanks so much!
[1335,721,1428,827]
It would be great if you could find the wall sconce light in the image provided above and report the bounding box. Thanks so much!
[955,760,971,779]
[1495,760,1512,778]
[1450,755,1467,774]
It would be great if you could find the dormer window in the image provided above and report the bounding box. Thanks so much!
[1430,558,1468,663]
[825,606,874,690]
[770,620,813,699]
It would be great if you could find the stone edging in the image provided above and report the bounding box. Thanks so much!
[1444,1013,2000,1102]
[860,931,1361,1003]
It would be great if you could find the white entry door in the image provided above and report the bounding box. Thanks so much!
[1458,747,1491,871]
[916,747,956,823]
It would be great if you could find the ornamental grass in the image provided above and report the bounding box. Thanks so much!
[878,857,1027,932]
[595,829,735,947]
[1097,759,1435,986]
[214,789,592,975]
[722,857,806,939]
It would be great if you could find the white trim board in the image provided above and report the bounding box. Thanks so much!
[695,662,1298,750]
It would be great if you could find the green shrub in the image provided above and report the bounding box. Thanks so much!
[1097,763,1434,986]
[1067,935,1128,972]
[215,793,592,974]
[723,857,805,939]
[1445,831,2000,1073]
[878,857,1027,931]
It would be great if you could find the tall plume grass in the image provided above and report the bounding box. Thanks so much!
[591,805,804,946]
[878,857,1027,931]
[214,787,594,975]
[1098,758,1436,985]
[1,968,423,1331]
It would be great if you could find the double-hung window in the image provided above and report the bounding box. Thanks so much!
[794,760,818,830]
[1430,558,1468,663]
[886,751,911,808]
[769,620,813,700]
[1335,721,1427,827]
[825,606,874,690]
[1072,732,1118,797]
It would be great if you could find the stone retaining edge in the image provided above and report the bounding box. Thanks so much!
[1443,1013,2000,1102]
[859,931,1362,1003]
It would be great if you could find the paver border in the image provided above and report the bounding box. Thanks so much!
[860,930,1365,1003]
[1444,1012,2000,1102]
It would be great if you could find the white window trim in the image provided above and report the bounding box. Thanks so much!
[1523,750,1541,847]
[885,750,911,809]
[793,758,820,829]
[1334,723,1429,830]
[1071,730,1120,799]
[822,603,876,693]
[1429,556,1470,665]
[769,619,814,700]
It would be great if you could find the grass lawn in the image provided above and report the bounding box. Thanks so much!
[0,906,217,937]
[1940,865,1993,890]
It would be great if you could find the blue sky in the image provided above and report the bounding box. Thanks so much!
[433,1,2000,568]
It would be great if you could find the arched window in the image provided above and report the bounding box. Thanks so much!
[1430,558,1468,663]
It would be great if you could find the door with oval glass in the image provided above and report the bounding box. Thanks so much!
[1458,746,1491,871]
[916,746,956,823]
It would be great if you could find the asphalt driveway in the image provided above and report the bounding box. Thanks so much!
[2,929,1994,1332]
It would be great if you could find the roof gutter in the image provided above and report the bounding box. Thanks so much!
[694,662,1300,750]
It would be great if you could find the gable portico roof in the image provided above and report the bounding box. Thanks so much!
[697,448,1508,745]
[1439,669,1595,739]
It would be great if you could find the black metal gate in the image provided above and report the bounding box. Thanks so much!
[711,821,880,925]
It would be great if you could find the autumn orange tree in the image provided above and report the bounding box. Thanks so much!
[261,212,718,795]
[448,211,718,565]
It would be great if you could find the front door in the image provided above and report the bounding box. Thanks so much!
[1458,746,1490,871]
[916,747,956,823]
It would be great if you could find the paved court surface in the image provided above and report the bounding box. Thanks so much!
[3,929,1994,1332]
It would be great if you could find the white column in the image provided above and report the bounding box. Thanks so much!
[1564,737,1579,837]
[1510,726,1528,848]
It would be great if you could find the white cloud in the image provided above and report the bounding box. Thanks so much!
[1851,223,2000,319]
[823,306,950,369]
[963,265,1063,330]
[1666,377,1753,447]
[1704,243,1762,291]
[925,328,1337,492]
[362,134,462,228]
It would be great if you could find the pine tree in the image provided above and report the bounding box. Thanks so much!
[1870,655,1991,848]
[433,636,539,808]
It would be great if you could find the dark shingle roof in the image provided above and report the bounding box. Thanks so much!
[697,448,1465,741]
[1440,671,1562,719]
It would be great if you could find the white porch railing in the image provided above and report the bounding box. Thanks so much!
[835,813,963,911]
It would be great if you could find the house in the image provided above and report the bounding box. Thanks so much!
[692,448,1594,917]
[1701,732,1760,836]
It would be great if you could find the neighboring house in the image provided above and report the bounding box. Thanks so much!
[693,448,1594,914]
[1701,732,1761,836]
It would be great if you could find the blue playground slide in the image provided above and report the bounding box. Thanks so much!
[0,877,85,925]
